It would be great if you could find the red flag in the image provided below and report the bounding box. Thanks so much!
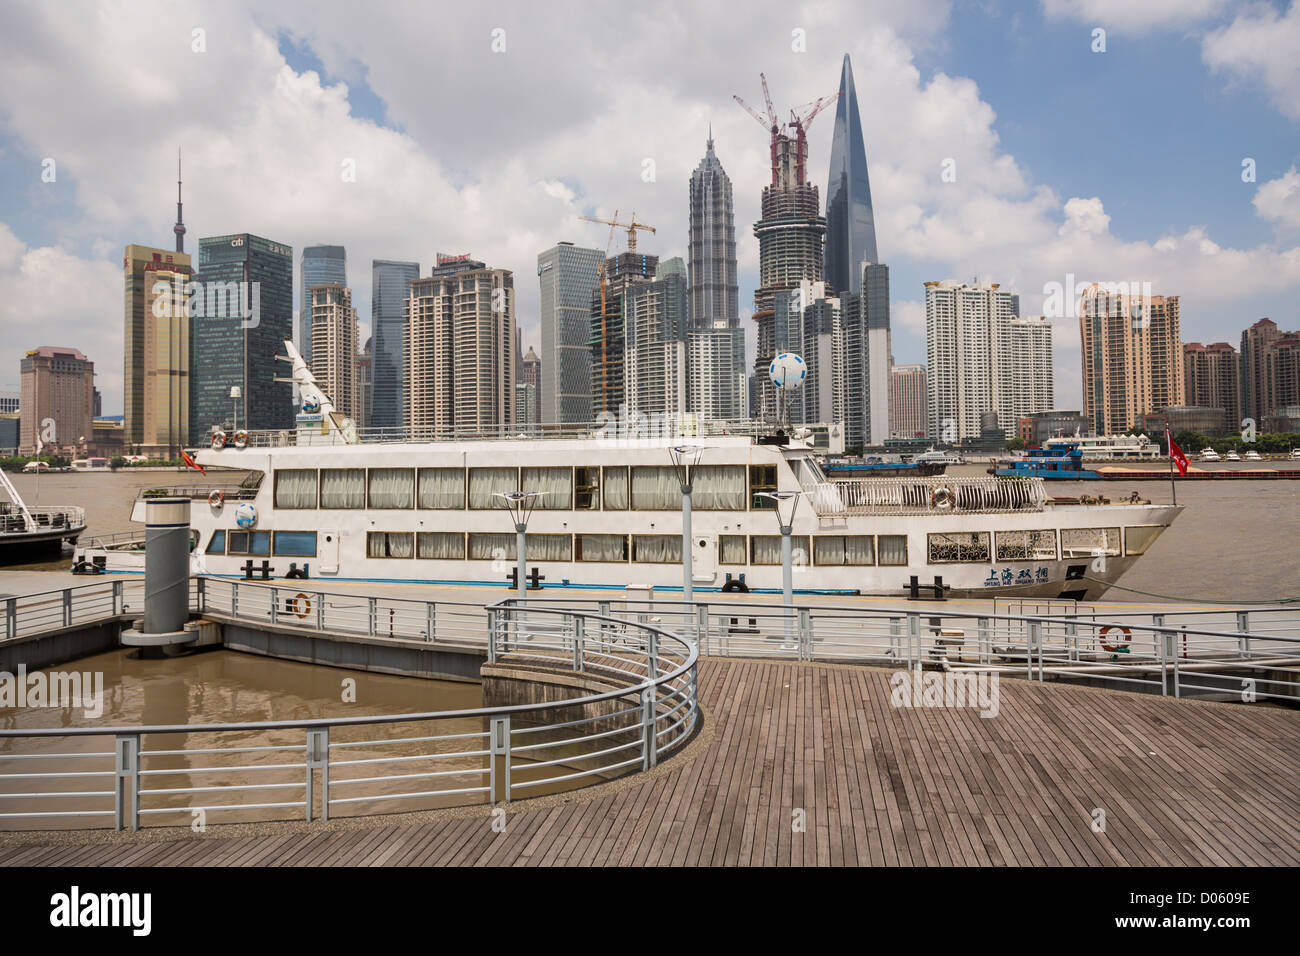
[181,448,206,476]
[1166,429,1188,476]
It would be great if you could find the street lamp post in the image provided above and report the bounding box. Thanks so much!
[668,445,703,611]
[759,490,802,649]
[230,385,242,432]
[495,490,540,599]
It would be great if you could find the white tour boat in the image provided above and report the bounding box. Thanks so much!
[1042,432,1161,461]
[77,343,1183,601]
[1199,448,1221,462]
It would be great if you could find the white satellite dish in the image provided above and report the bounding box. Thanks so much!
[769,353,806,391]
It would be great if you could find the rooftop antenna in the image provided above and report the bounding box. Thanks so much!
[173,146,186,254]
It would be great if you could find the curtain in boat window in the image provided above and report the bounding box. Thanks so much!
[631,466,677,509]
[632,534,682,563]
[526,534,572,561]
[468,467,518,510]
[468,532,514,559]
[417,531,465,559]
[576,534,627,562]
[417,468,465,509]
[603,467,629,510]
[878,535,908,566]
[320,469,365,509]
[750,535,811,565]
[521,467,572,510]
[367,531,413,558]
[691,465,745,511]
[275,470,317,509]
[368,469,414,509]
[813,535,874,566]
[719,535,746,565]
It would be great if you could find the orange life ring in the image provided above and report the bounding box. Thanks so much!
[287,593,312,619]
[233,430,249,449]
[211,430,227,450]
[1099,625,1131,653]
[208,489,224,508]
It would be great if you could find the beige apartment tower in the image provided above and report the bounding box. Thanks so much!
[309,283,359,420]
[1079,284,1184,435]
[889,364,926,438]
[19,346,94,455]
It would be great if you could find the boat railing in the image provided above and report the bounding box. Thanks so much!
[805,475,1047,516]
[0,505,85,534]
[0,578,698,832]
[136,482,261,502]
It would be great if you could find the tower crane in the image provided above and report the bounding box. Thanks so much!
[578,212,657,253]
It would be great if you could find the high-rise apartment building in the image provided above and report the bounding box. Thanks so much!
[538,243,602,425]
[591,252,659,416]
[19,346,93,455]
[370,259,420,432]
[519,346,542,425]
[688,132,739,327]
[1078,284,1183,435]
[299,245,347,359]
[1183,342,1240,431]
[625,259,689,419]
[824,54,878,297]
[889,364,927,438]
[926,280,1052,440]
[688,325,746,421]
[841,262,891,446]
[309,283,359,420]
[1240,318,1300,423]
[189,234,293,442]
[1266,334,1300,418]
[124,244,191,445]
[406,266,515,433]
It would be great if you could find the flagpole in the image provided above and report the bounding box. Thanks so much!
[1166,428,1177,506]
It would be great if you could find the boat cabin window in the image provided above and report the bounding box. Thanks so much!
[995,530,1058,561]
[603,467,629,510]
[273,531,317,556]
[576,533,628,562]
[631,467,677,510]
[418,469,465,509]
[1124,526,1163,556]
[320,469,365,509]
[368,469,415,509]
[749,465,777,509]
[814,536,875,566]
[632,534,683,563]
[522,467,572,510]
[367,531,413,558]
[719,535,746,565]
[468,532,512,559]
[574,468,600,510]
[751,535,811,565]
[206,530,226,554]
[417,531,465,560]
[1060,527,1121,558]
[927,532,991,563]
[228,531,270,556]
[691,465,746,510]
[527,534,572,561]
[878,535,908,566]
[468,467,518,509]
[274,469,318,509]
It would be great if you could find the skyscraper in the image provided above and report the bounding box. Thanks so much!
[591,251,659,416]
[18,347,94,456]
[889,365,927,438]
[1183,342,1240,430]
[370,259,420,432]
[1079,284,1183,435]
[688,325,746,421]
[625,258,689,418]
[124,244,191,446]
[520,346,542,425]
[774,280,842,427]
[189,234,293,442]
[140,268,190,456]
[300,246,347,359]
[538,243,602,424]
[841,262,890,446]
[824,54,878,296]
[688,130,739,327]
[309,283,359,421]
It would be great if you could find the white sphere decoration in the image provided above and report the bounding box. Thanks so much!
[302,394,321,414]
[234,503,258,529]
[768,353,806,391]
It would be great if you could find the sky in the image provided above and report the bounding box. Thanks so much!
[1,0,1299,416]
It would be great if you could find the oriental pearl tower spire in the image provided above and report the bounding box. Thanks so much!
[173,147,186,254]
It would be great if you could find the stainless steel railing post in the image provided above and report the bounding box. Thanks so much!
[1237,611,1249,659]
[115,734,139,832]
[907,613,921,672]
[574,616,585,673]
[642,687,657,770]
[799,608,812,663]
[306,727,328,821]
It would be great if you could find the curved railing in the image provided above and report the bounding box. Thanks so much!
[0,597,698,832]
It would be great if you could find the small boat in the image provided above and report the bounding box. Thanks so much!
[0,465,86,562]
[1225,451,1241,462]
[1243,450,1263,462]
[1199,448,1221,462]
[822,455,948,478]
[994,445,1102,479]
[1292,449,1300,461]
[912,448,965,467]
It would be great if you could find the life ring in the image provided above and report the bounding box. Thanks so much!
[208,489,224,508]
[721,578,750,594]
[287,593,312,619]
[233,430,249,449]
[211,430,227,450]
[931,487,953,510]
[1099,625,1131,653]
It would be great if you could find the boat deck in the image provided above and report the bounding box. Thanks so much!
[3,657,1298,866]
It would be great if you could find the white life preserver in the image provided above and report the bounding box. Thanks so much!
[233,430,249,449]
[211,430,227,450]
[208,489,224,509]
[931,487,953,510]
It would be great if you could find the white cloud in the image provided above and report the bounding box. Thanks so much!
[1254,166,1300,229]
[894,300,926,335]
[1203,3,1300,119]
[1041,0,1231,32]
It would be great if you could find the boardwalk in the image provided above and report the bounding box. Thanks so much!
[3,659,1299,866]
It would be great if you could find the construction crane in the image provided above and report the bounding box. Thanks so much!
[578,212,657,253]
[733,73,781,186]
[788,92,841,185]
[580,211,621,414]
